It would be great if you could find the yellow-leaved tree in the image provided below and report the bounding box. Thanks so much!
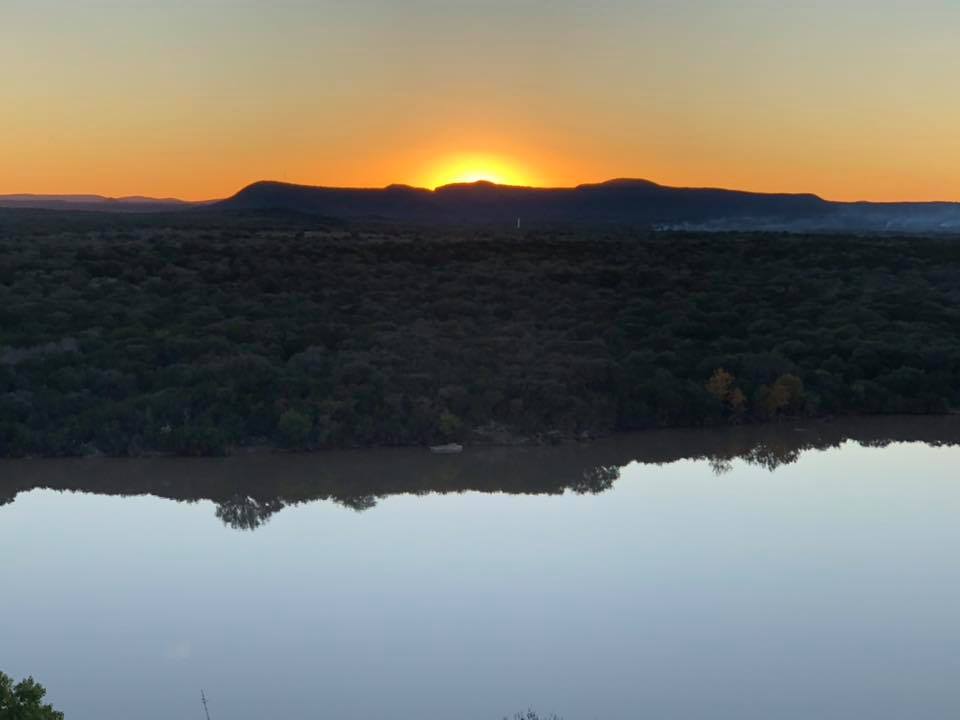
[705,368,747,421]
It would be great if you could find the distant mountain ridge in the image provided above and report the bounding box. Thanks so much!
[5,180,960,232]
[215,178,960,232]
[0,194,202,213]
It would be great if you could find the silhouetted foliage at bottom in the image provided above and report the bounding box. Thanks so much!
[0,672,63,720]
[2,216,960,457]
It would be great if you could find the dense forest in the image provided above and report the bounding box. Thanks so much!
[1,209,959,457]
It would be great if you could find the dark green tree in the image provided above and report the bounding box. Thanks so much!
[0,672,64,720]
[277,408,312,449]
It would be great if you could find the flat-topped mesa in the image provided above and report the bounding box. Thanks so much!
[216,176,838,227]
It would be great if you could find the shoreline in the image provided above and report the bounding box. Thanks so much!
[5,411,960,462]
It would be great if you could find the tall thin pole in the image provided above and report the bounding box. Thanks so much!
[201,689,212,720]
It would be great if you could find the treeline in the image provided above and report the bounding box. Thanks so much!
[1,219,959,457]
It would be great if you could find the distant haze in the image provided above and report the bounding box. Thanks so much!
[2,1,959,201]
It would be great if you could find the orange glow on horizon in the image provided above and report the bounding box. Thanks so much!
[419,153,537,190]
[4,3,960,203]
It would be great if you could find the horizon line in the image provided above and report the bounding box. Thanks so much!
[1,177,958,206]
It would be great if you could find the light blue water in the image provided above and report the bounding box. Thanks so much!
[2,437,959,720]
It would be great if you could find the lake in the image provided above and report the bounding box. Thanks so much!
[2,417,960,720]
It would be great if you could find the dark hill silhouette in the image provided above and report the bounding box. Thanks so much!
[217,178,832,226]
[215,178,960,232]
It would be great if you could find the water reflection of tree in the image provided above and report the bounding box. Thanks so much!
[571,465,621,494]
[708,457,734,476]
[9,417,958,532]
[743,441,802,472]
[145,432,900,531]
[209,463,621,529]
[707,439,803,475]
[213,492,382,528]
[215,495,285,531]
[333,494,379,512]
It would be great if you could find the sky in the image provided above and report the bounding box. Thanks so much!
[2,0,958,201]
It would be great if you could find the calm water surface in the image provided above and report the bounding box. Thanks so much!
[2,418,959,720]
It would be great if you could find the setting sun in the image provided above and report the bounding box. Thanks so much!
[421,153,534,189]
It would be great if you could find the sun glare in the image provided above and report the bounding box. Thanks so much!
[423,154,533,189]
